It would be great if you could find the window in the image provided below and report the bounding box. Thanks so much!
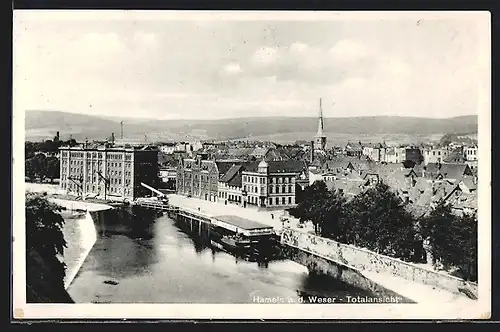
[288,197,292,204]
[282,197,285,205]
[269,197,273,205]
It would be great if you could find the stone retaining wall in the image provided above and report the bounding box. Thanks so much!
[281,228,478,298]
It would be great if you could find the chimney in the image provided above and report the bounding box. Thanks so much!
[310,140,314,163]
[111,133,115,143]
[56,131,60,140]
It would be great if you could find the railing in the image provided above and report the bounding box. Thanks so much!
[281,228,478,298]
[134,200,178,211]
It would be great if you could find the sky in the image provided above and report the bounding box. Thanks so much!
[13,11,490,120]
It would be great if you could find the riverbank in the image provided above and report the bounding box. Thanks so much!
[25,182,108,290]
[62,211,98,290]
[169,194,478,305]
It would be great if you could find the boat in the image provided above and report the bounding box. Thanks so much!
[220,235,256,250]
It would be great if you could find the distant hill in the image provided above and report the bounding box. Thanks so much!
[24,110,478,144]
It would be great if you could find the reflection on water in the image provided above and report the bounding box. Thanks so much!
[67,208,370,303]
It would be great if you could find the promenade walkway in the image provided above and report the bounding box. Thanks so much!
[168,194,479,309]
[168,194,315,234]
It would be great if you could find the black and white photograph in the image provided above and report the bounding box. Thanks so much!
[12,10,491,320]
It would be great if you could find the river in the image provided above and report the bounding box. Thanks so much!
[65,207,373,304]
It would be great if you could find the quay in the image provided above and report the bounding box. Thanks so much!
[25,183,480,308]
[156,194,480,307]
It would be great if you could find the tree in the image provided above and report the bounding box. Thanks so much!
[294,184,305,204]
[318,188,349,241]
[25,158,37,181]
[46,157,60,183]
[32,154,48,182]
[422,203,477,281]
[421,203,455,266]
[289,181,339,235]
[346,181,417,261]
[456,213,478,281]
[25,194,70,302]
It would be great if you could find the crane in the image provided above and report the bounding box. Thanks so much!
[96,171,110,200]
[140,182,165,197]
[68,175,84,200]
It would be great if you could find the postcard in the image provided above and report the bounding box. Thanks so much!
[12,10,491,320]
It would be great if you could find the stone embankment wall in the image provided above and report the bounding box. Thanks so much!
[283,246,415,302]
[281,228,478,298]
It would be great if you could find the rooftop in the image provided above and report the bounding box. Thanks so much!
[213,215,274,230]
[59,145,157,152]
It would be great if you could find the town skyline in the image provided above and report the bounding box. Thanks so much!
[14,11,489,121]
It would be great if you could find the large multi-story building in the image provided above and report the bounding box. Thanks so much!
[405,147,423,165]
[175,154,238,202]
[59,145,158,201]
[241,160,305,208]
[423,148,451,165]
[464,146,478,161]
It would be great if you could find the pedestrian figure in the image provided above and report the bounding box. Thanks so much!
[271,213,274,219]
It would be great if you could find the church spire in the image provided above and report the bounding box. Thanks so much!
[316,98,324,137]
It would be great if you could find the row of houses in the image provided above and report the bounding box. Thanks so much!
[348,142,479,167]
[175,153,308,209]
[309,157,477,216]
[57,142,478,216]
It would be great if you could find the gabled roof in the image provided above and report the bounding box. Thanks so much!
[423,163,441,176]
[443,149,466,163]
[326,179,366,199]
[444,186,478,212]
[219,164,243,183]
[459,177,477,192]
[250,147,269,157]
[243,160,306,174]
[268,160,306,173]
[227,148,253,157]
[439,163,472,181]
[324,158,352,171]
[216,161,243,176]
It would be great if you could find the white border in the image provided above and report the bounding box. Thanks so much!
[12,10,491,320]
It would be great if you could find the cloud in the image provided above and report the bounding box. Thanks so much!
[328,39,373,63]
[223,63,243,75]
[13,16,485,120]
[289,42,309,53]
[252,47,279,65]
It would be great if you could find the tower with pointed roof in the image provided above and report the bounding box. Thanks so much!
[314,98,327,152]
